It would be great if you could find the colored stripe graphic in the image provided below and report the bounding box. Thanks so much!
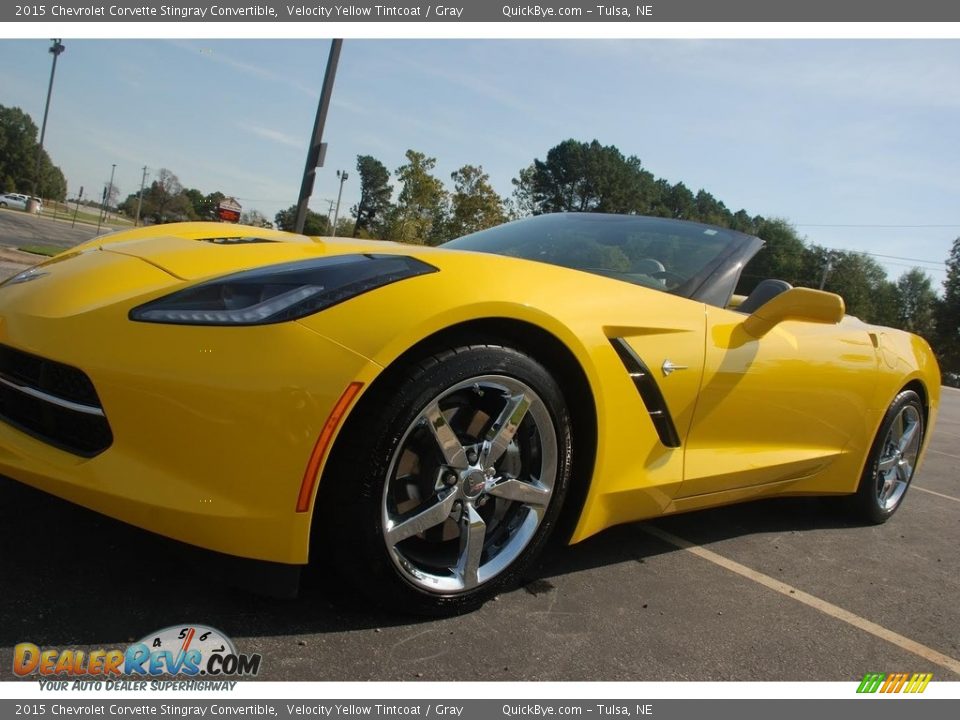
[857,673,885,693]
[857,672,932,693]
[881,672,908,693]
[905,673,933,693]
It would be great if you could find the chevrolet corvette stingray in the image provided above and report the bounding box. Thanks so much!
[0,213,939,614]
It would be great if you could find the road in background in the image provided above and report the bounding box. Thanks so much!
[0,208,126,279]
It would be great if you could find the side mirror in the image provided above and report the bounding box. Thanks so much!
[742,287,845,337]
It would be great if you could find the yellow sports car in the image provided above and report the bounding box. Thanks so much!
[0,213,940,614]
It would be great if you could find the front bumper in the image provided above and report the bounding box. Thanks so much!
[0,257,374,564]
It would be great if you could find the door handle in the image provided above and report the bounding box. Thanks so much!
[661,359,688,376]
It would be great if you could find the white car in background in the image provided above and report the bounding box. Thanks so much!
[0,193,29,211]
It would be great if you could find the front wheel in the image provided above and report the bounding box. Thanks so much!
[851,389,924,524]
[317,345,573,615]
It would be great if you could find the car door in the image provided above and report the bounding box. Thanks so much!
[678,304,879,498]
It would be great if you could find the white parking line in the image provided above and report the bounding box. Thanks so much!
[641,524,960,677]
[914,486,960,503]
[928,448,960,460]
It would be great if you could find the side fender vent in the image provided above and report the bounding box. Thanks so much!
[609,338,682,448]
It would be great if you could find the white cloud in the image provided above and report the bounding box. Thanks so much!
[237,122,302,148]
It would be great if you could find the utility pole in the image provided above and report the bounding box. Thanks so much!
[97,163,116,234]
[331,170,348,237]
[294,39,343,234]
[819,253,834,290]
[34,39,66,197]
[320,198,336,232]
[134,166,148,227]
[71,186,83,228]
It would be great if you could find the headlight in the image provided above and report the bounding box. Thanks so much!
[130,254,437,326]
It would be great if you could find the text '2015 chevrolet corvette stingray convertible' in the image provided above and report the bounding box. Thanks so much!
[0,213,940,614]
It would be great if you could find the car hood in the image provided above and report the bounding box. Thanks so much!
[62,222,415,282]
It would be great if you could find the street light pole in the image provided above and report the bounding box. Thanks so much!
[331,170,348,237]
[294,39,343,234]
[34,38,66,197]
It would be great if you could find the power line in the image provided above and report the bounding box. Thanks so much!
[796,223,960,229]
[766,244,946,267]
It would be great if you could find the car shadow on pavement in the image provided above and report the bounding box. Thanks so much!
[0,474,862,650]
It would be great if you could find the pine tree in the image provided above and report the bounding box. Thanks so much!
[935,237,960,379]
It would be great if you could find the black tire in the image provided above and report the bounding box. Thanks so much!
[851,389,924,524]
[314,344,573,616]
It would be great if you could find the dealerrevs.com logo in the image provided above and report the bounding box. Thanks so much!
[13,625,261,681]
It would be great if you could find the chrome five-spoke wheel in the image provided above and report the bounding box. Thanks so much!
[383,375,558,594]
[874,403,922,512]
[318,344,572,615]
[853,389,924,524]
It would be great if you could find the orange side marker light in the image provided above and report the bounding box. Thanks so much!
[297,381,364,513]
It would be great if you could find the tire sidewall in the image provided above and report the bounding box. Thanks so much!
[321,345,573,615]
[855,389,924,524]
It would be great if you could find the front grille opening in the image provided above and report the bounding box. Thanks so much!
[0,345,112,457]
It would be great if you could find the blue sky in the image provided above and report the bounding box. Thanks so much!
[0,38,956,286]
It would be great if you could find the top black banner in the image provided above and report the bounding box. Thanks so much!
[6,0,960,23]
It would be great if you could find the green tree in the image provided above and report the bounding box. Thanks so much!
[351,155,393,238]
[736,218,807,295]
[693,190,732,226]
[448,164,507,238]
[118,192,138,218]
[508,164,537,219]
[935,237,960,378]
[0,105,39,192]
[0,104,68,198]
[388,150,448,245]
[526,139,656,214]
[871,279,901,329]
[803,246,889,322]
[37,151,66,201]
[240,209,272,228]
[181,189,225,220]
[274,205,329,236]
[895,268,937,339]
[102,179,121,209]
[141,168,191,224]
[729,209,758,234]
[658,181,696,220]
[182,188,204,219]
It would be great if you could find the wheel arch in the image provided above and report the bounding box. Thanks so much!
[311,317,598,553]
[902,378,929,428]
[853,374,931,494]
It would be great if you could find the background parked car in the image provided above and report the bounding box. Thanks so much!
[0,193,29,211]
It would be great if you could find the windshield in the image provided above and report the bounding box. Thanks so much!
[443,213,750,298]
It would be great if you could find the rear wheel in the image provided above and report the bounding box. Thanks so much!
[317,345,573,615]
[851,389,924,524]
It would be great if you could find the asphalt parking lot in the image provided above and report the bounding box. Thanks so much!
[0,206,957,682]
[0,400,960,681]
[1,383,957,683]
